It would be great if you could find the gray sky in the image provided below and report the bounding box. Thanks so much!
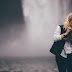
[0,0,71,57]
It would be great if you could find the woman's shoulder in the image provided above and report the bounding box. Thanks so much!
[59,24,63,26]
[56,25,61,29]
[56,25,63,29]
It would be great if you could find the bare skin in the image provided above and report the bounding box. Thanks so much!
[61,20,72,40]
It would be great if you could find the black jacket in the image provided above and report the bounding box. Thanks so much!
[50,25,66,56]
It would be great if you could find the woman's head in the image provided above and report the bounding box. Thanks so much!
[63,13,72,30]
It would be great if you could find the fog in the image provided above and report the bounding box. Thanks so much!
[0,0,71,57]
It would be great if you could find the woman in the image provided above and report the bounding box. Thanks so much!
[50,13,72,72]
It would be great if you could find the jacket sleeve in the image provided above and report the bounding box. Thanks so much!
[53,25,62,42]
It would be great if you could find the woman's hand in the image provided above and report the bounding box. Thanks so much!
[63,31,71,40]
[63,36,70,40]
[61,26,72,39]
[66,26,72,35]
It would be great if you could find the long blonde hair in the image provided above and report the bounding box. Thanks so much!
[63,13,72,31]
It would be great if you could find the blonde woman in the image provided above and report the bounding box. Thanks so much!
[50,13,72,72]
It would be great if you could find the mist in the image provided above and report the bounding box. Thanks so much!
[0,0,72,57]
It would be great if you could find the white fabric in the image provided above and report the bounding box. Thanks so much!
[53,25,72,58]
[53,26,62,42]
[60,49,67,58]
[64,40,72,54]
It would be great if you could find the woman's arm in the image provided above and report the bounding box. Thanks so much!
[53,26,62,42]
[61,26,72,40]
[53,26,69,42]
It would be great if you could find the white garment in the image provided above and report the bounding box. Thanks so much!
[64,40,72,54]
[53,26,62,42]
[53,25,72,58]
